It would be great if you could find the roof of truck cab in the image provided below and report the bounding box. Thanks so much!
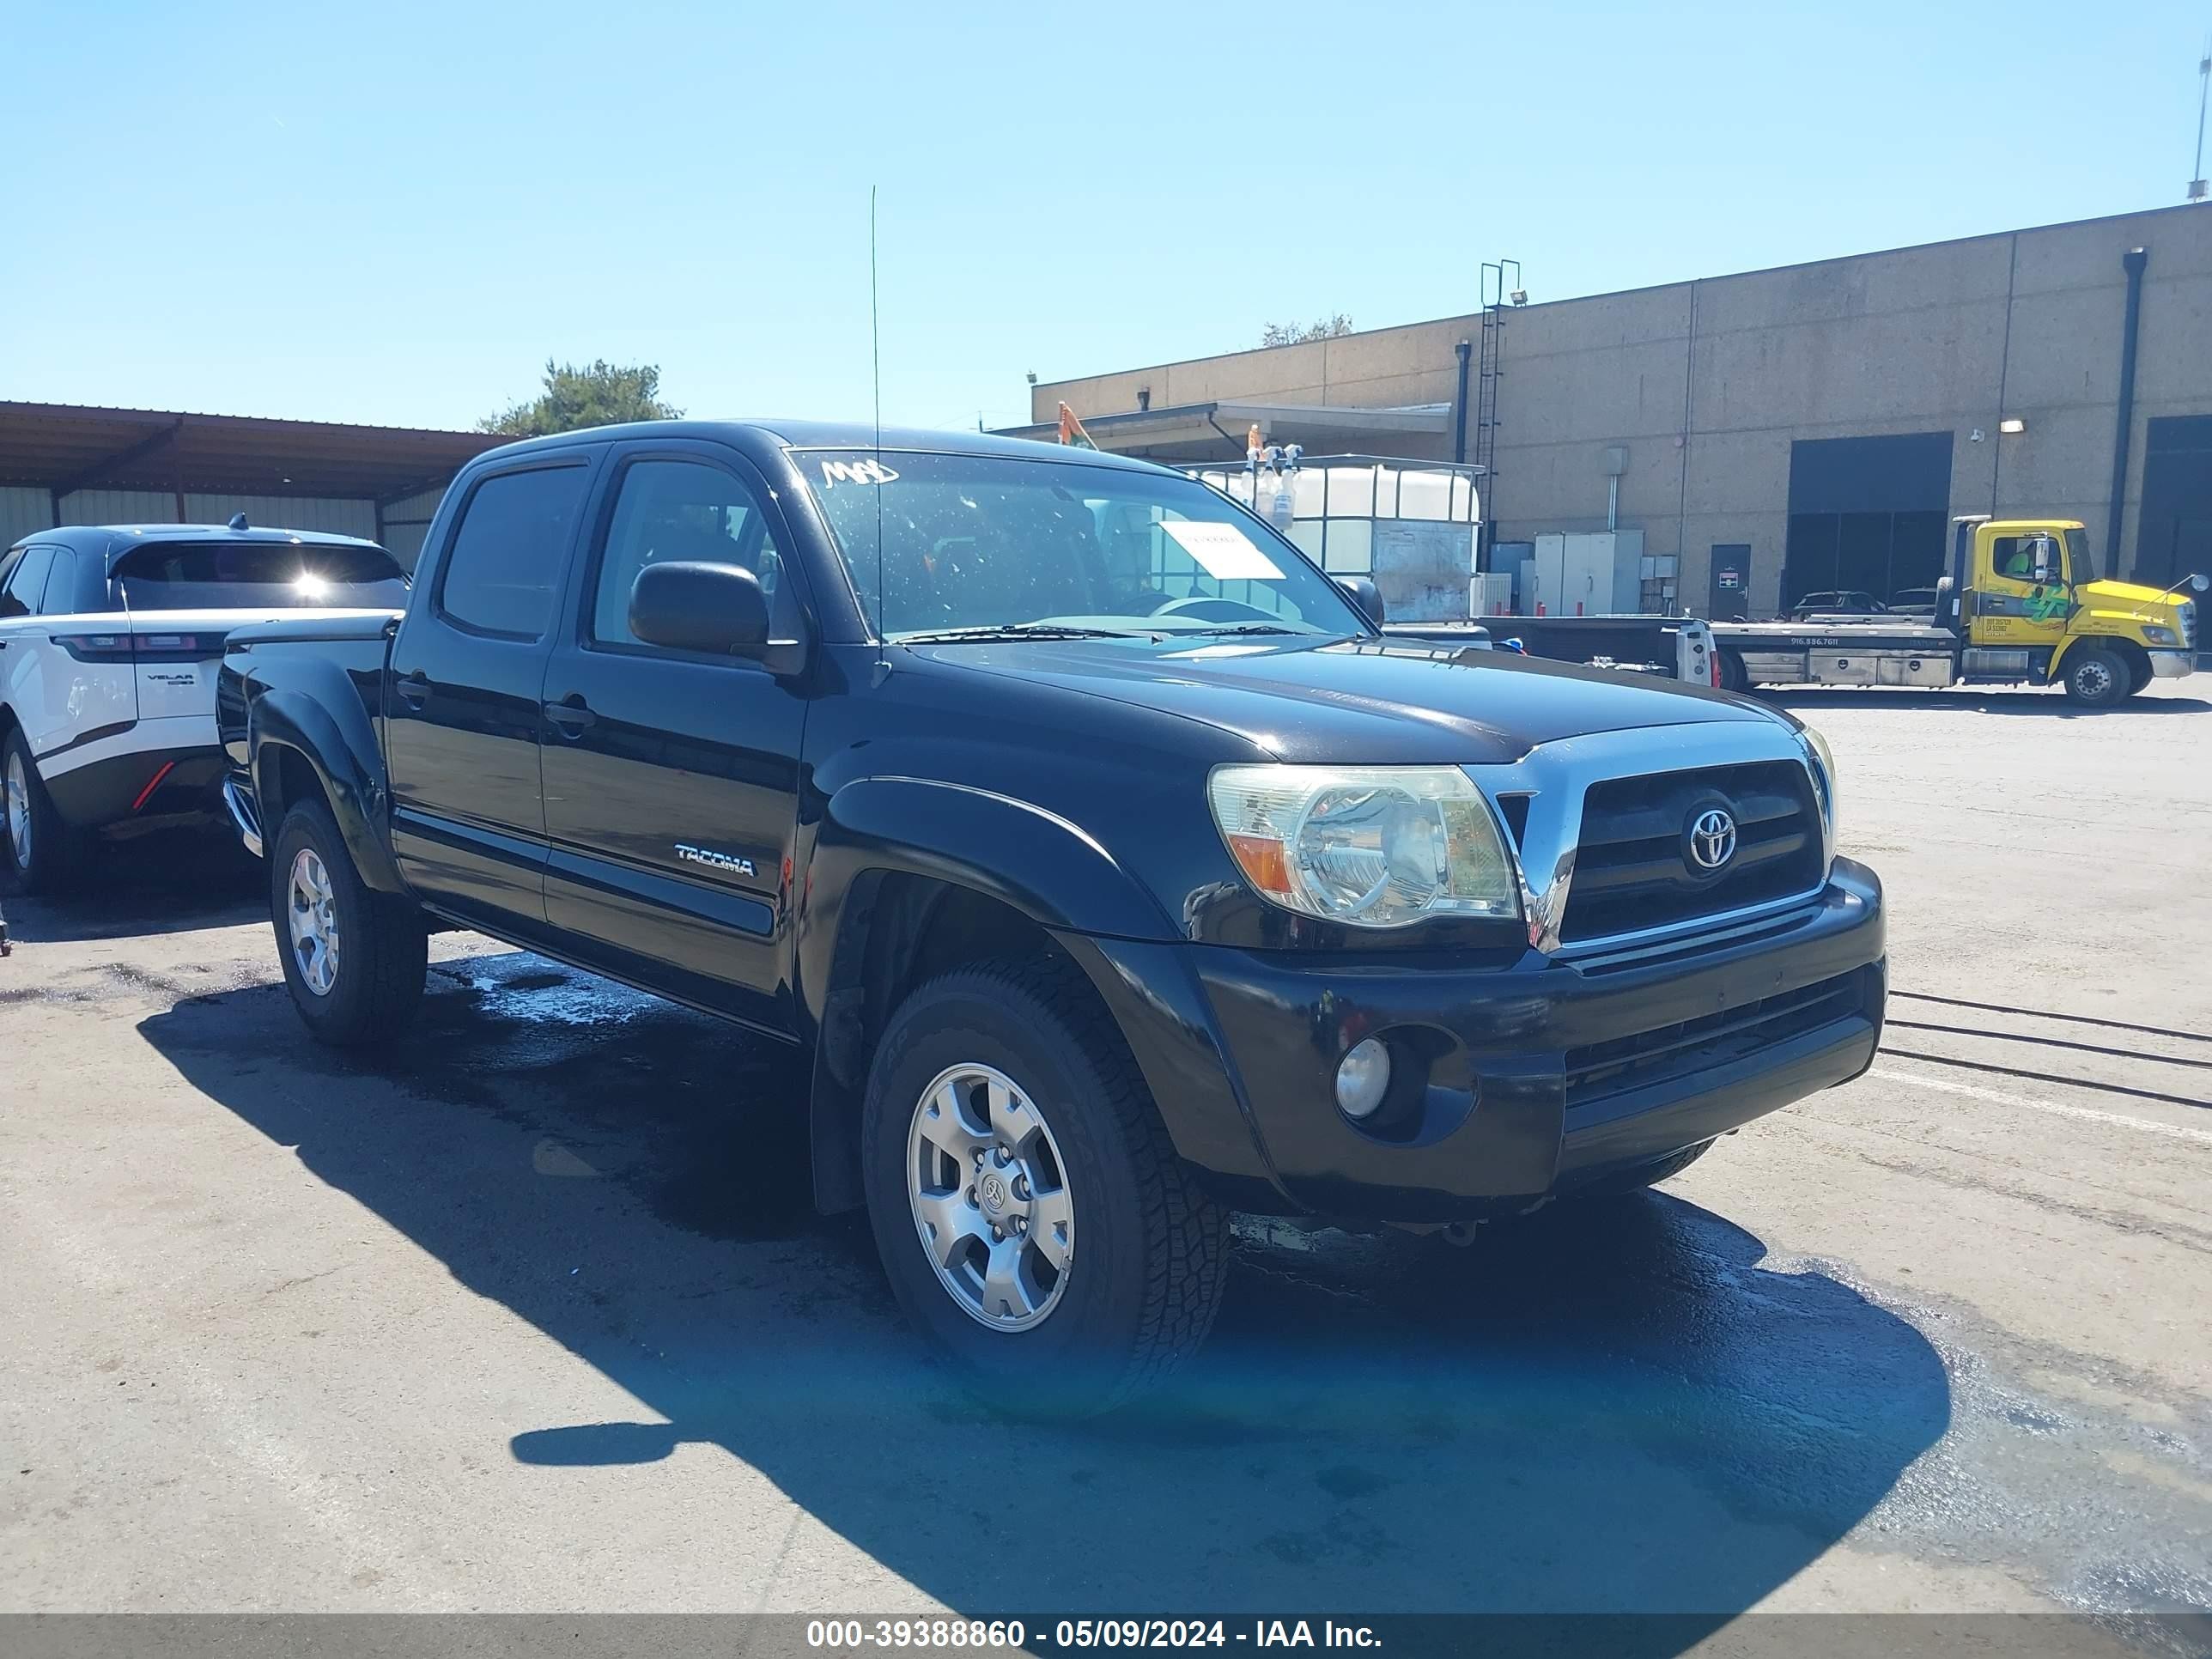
[5,525,391,570]
[468,419,1168,473]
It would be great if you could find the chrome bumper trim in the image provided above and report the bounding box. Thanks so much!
[1466,718,1832,957]
[222,775,263,859]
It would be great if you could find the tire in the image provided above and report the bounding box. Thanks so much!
[860,956,1229,1417]
[2061,646,2127,708]
[269,798,426,1047]
[1569,1139,1714,1200]
[3,726,91,894]
[2124,655,2154,698]
[1717,650,1749,694]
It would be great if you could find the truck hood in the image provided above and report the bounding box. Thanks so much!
[2079,578,2195,617]
[906,636,1774,767]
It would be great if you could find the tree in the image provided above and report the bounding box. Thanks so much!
[479,358,682,436]
[1259,313,1354,348]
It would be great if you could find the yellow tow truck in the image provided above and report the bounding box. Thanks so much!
[1714,516,2205,707]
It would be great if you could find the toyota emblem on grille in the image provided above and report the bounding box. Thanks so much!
[1687,806,1738,872]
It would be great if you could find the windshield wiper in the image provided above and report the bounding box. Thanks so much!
[892,623,1143,644]
[1174,623,1315,638]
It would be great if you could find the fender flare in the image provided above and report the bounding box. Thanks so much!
[796,775,1182,1213]
[249,688,406,894]
[805,775,1176,972]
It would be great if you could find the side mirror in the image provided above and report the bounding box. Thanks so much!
[2025,534,2063,586]
[1334,574,1386,626]
[629,561,770,655]
[2193,573,2209,594]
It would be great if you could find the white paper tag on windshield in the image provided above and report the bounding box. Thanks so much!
[1162,520,1285,581]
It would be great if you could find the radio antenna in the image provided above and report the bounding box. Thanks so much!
[2191,33,2210,202]
[869,186,890,682]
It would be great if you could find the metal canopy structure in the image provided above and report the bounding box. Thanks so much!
[0,401,506,511]
[994,399,1454,463]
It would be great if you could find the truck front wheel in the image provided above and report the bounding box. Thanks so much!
[860,957,1229,1417]
[269,799,426,1047]
[2061,647,2127,708]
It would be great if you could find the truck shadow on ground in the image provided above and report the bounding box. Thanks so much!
[139,948,1951,1638]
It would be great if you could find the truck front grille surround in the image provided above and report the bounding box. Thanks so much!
[1464,722,1835,957]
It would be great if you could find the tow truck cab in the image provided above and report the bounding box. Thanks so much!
[1942,515,2200,694]
[1717,516,2203,705]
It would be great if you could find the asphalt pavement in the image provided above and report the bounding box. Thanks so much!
[2,679,2208,1628]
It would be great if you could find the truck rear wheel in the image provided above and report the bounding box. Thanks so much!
[269,799,426,1047]
[2061,647,2126,708]
[1717,650,1748,693]
[860,956,1228,1417]
[3,728,91,894]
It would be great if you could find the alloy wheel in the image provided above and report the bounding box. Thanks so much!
[906,1062,1075,1331]
[4,750,28,868]
[287,847,341,997]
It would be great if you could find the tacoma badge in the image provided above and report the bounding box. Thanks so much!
[675,843,756,878]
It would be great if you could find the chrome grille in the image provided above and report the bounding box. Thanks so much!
[1559,762,1822,944]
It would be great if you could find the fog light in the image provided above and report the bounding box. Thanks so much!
[1335,1037,1392,1119]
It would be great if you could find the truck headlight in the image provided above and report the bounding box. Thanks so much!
[1207,764,1520,927]
[2142,626,2179,647]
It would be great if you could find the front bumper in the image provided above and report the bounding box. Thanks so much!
[1068,860,1884,1222]
[2149,649,2194,680]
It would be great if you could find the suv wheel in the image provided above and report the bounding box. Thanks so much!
[2062,647,2126,708]
[861,957,1228,1417]
[3,728,90,893]
[270,799,427,1046]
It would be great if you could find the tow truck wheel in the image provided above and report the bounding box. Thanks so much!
[1717,650,1748,693]
[2124,655,2154,698]
[3,727,90,894]
[269,799,427,1047]
[860,956,1229,1417]
[2061,647,2127,708]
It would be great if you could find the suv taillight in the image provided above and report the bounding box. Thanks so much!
[50,631,222,661]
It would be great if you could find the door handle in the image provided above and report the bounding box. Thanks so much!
[394,672,431,708]
[544,695,596,738]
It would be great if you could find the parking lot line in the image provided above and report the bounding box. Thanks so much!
[1868,1066,2212,1146]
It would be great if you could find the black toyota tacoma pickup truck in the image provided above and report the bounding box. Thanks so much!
[217,421,1884,1413]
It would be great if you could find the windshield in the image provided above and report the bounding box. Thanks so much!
[112,541,410,612]
[797,450,1370,641]
[2063,529,2098,585]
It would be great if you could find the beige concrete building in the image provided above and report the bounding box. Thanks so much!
[1016,205,2212,618]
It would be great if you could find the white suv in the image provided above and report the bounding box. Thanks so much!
[0,520,410,891]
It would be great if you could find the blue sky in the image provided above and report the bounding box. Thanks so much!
[5,0,2207,434]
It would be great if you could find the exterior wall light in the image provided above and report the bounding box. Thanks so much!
[1999,417,2027,434]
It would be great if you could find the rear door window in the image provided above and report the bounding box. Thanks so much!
[436,465,592,640]
[40,549,105,616]
[112,541,410,611]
